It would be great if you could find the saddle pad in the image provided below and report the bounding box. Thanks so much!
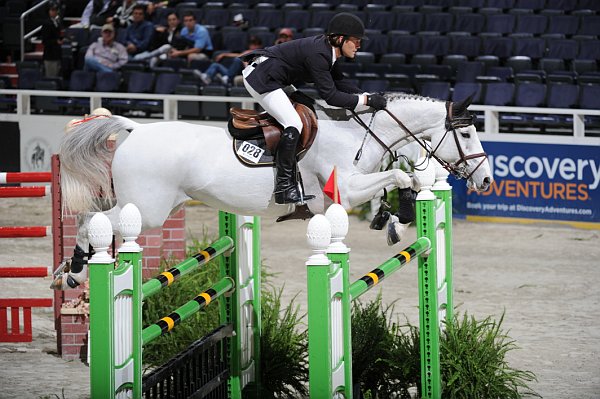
[233,138,275,167]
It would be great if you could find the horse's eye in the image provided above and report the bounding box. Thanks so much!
[461,131,470,138]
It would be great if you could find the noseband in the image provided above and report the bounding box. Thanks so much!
[352,102,487,180]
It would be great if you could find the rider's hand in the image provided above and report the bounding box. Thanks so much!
[366,94,387,111]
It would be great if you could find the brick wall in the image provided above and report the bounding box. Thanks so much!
[58,208,186,360]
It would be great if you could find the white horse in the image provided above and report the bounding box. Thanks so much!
[54,93,492,289]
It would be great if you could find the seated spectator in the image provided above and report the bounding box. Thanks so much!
[132,11,183,67]
[170,11,213,63]
[275,28,294,45]
[125,4,154,57]
[232,13,249,30]
[77,0,116,28]
[196,36,263,86]
[112,0,138,28]
[84,24,128,72]
[41,1,63,78]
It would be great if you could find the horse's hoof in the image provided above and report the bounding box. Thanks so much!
[50,260,86,290]
[387,216,410,246]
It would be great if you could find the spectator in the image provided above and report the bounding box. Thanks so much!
[41,1,63,78]
[232,13,249,29]
[274,28,294,45]
[196,36,263,86]
[77,0,117,28]
[84,24,128,72]
[125,4,154,57]
[132,11,183,67]
[171,11,213,63]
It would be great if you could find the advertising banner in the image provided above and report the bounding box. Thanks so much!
[453,140,599,226]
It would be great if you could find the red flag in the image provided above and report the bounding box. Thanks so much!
[323,166,341,204]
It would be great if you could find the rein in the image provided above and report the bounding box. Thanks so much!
[352,102,487,180]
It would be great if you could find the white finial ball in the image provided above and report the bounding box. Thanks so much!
[306,214,332,251]
[91,107,112,116]
[325,203,348,240]
[414,157,436,189]
[88,212,113,249]
[119,203,142,239]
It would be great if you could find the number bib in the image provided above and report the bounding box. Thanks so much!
[236,141,265,164]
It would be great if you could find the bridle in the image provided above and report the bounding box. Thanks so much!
[351,101,488,180]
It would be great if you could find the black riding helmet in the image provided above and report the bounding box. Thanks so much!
[327,12,367,42]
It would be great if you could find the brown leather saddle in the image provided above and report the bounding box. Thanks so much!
[228,102,318,167]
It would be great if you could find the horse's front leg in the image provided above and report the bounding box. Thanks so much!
[345,170,417,246]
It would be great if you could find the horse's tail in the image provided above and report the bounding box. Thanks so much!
[59,115,138,214]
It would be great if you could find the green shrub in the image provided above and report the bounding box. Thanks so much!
[251,287,308,398]
[142,235,221,367]
[441,312,540,399]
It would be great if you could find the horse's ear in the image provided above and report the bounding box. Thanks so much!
[454,93,474,114]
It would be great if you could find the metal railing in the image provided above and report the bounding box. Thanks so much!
[1,89,599,138]
[20,0,51,61]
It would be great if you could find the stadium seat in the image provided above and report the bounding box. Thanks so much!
[515,14,547,35]
[579,84,600,110]
[394,13,423,33]
[456,61,485,82]
[481,36,513,58]
[485,13,515,34]
[578,15,600,36]
[311,10,336,29]
[539,58,566,74]
[453,13,485,33]
[283,10,311,31]
[17,68,42,89]
[419,35,450,56]
[547,83,579,109]
[485,0,515,8]
[546,39,578,61]
[361,31,388,56]
[204,9,229,28]
[486,66,514,81]
[506,56,532,73]
[108,72,155,113]
[572,59,597,75]
[366,11,395,32]
[545,0,577,11]
[442,54,468,73]
[201,85,228,119]
[514,82,546,107]
[222,31,248,53]
[361,79,389,92]
[577,40,600,61]
[456,0,485,8]
[95,71,121,92]
[483,82,515,105]
[388,33,420,56]
[514,0,545,10]
[512,36,545,60]
[452,82,483,103]
[423,13,454,33]
[380,53,407,65]
[420,81,451,100]
[255,9,282,29]
[546,15,579,36]
[450,34,482,58]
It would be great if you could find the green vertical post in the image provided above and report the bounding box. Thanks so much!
[306,214,335,398]
[417,185,442,399]
[89,234,117,399]
[251,215,262,391]
[118,240,143,398]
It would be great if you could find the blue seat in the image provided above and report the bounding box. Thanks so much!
[486,66,514,81]
[580,84,600,110]
[423,65,453,81]
[577,40,600,60]
[380,53,406,65]
[454,13,485,33]
[572,59,597,75]
[483,82,515,105]
[95,71,121,92]
[360,79,389,92]
[387,33,419,55]
[547,39,578,60]
[577,0,600,11]
[578,15,600,36]
[545,0,577,11]
[366,11,395,32]
[512,37,545,59]
[515,14,547,35]
[361,31,388,56]
[59,70,96,109]
[420,81,451,100]
[202,85,229,119]
[456,0,485,8]
[108,72,155,112]
[506,56,532,73]
[222,31,248,53]
[452,82,483,103]
[514,82,546,107]
[482,36,513,58]
[311,10,336,29]
[423,13,454,33]
[204,9,229,27]
[64,27,89,47]
[394,13,423,33]
[154,73,181,94]
[255,9,282,29]
[283,10,311,31]
[450,35,481,58]
[17,68,42,89]
[546,15,579,36]
[419,35,450,56]
[546,83,578,108]
[456,61,485,82]
[485,0,515,8]
[485,13,515,34]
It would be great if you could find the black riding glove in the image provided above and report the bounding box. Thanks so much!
[366,94,387,110]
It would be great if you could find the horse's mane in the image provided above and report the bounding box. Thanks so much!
[385,92,444,103]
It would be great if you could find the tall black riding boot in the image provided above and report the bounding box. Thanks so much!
[274,127,305,204]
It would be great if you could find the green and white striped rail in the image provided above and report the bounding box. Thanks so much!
[88,205,261,399]
[306,160,453,399]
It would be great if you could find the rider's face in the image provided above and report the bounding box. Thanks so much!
[341,36,361,58]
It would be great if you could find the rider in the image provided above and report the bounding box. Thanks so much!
[241,13,387,204]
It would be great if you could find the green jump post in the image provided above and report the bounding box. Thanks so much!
[89,204,261,399]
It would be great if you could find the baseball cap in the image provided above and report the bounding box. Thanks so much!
[102,24,114,32]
